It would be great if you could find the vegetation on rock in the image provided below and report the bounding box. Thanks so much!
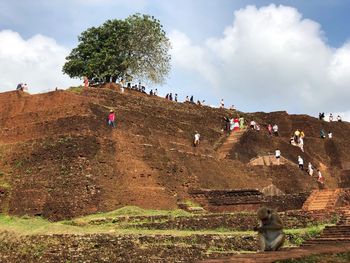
[62,14,171,84]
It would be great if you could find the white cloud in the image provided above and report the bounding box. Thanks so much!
[170,30,220,86]
[0,30,80,93]
[170,4,350,116]
[73,0,147,7]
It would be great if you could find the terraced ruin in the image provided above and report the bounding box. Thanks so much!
[0,85,350,262]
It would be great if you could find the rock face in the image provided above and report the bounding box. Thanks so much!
[0,87,350,220]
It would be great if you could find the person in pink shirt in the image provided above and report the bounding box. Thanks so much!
[83,76,89,89]
[268,124,272,136]
[108,109,116,128]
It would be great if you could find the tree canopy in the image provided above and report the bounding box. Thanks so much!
[62,14,171,85]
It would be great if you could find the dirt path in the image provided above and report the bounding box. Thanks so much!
[217,129,246,159]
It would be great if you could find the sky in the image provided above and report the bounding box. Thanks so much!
[0,0,350,119]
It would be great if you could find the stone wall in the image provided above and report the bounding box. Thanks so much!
[264,192,310,211]
[189,189,310,212]
[88,209,339,231]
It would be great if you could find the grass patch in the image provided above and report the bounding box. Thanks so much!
[67,86,83,94]
[0,207,192,236]
[183,200,202,208]
[284,225,328,246]
[0,180,10,189]
[72,206,191,224]
[0,208,331,242]
[0,213,256,237]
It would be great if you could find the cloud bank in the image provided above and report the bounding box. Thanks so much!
[0,30,79,93]
[170,4,350,116]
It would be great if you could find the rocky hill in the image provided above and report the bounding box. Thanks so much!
[0,86,349,220]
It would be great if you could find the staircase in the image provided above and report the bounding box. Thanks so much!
[302,207,350,246]
[302,189,341,211]
[217,129,246,159]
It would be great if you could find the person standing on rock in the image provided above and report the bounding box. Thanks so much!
[317,169,324,185]
[193,131,200,147]
[250,120,256,130]
[320,129,326,139]
[223,116,230,132]
[233,117,240,131]
[299,137,304,152]
[298,156,304,170]
[16,83,23,91]
[239,117,245,129]
[83,76,89,89]
[268,124,273,136]
[275,149,281,165]
[272,124,279,136]
[108,109,116,128]
[328,131,333,139]
[307,162,314,176]
[220,99,224,108]
[329,113,333,122]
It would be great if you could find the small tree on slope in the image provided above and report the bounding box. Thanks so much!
[62,14,171,85]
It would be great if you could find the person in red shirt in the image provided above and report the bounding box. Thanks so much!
[108,110,116,128]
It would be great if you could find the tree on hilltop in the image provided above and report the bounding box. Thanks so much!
[62,14,171,84]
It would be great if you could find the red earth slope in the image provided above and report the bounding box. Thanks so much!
[0,87,349,220]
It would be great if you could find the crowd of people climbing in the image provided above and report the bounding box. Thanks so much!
[81,76,343,189]
[272,116,340,187]
[236,111,341,188]
[223,116,245,132]
[319,112,342,122]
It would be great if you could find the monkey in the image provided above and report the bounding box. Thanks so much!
[254,207,285,251]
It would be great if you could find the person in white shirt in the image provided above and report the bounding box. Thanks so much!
[329,113,333,122]
[275,149,281,165]
[23,83,28,92]
[250,120,256,130]
[307,162,313,176]
[328,132,332,139]
[272,124,279,136]
[193,131,200,147]
[298,156,304,170]
[220,99,224,108]
[299,137,304,152]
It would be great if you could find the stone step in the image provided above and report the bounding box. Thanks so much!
[303,238,350,244]
[302,189,341,211]
[217,129,247,159]
[323,229,350,232]
[323,230,350,234]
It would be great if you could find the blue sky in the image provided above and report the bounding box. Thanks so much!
[2,0,349,47]
[0,0,350,118]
